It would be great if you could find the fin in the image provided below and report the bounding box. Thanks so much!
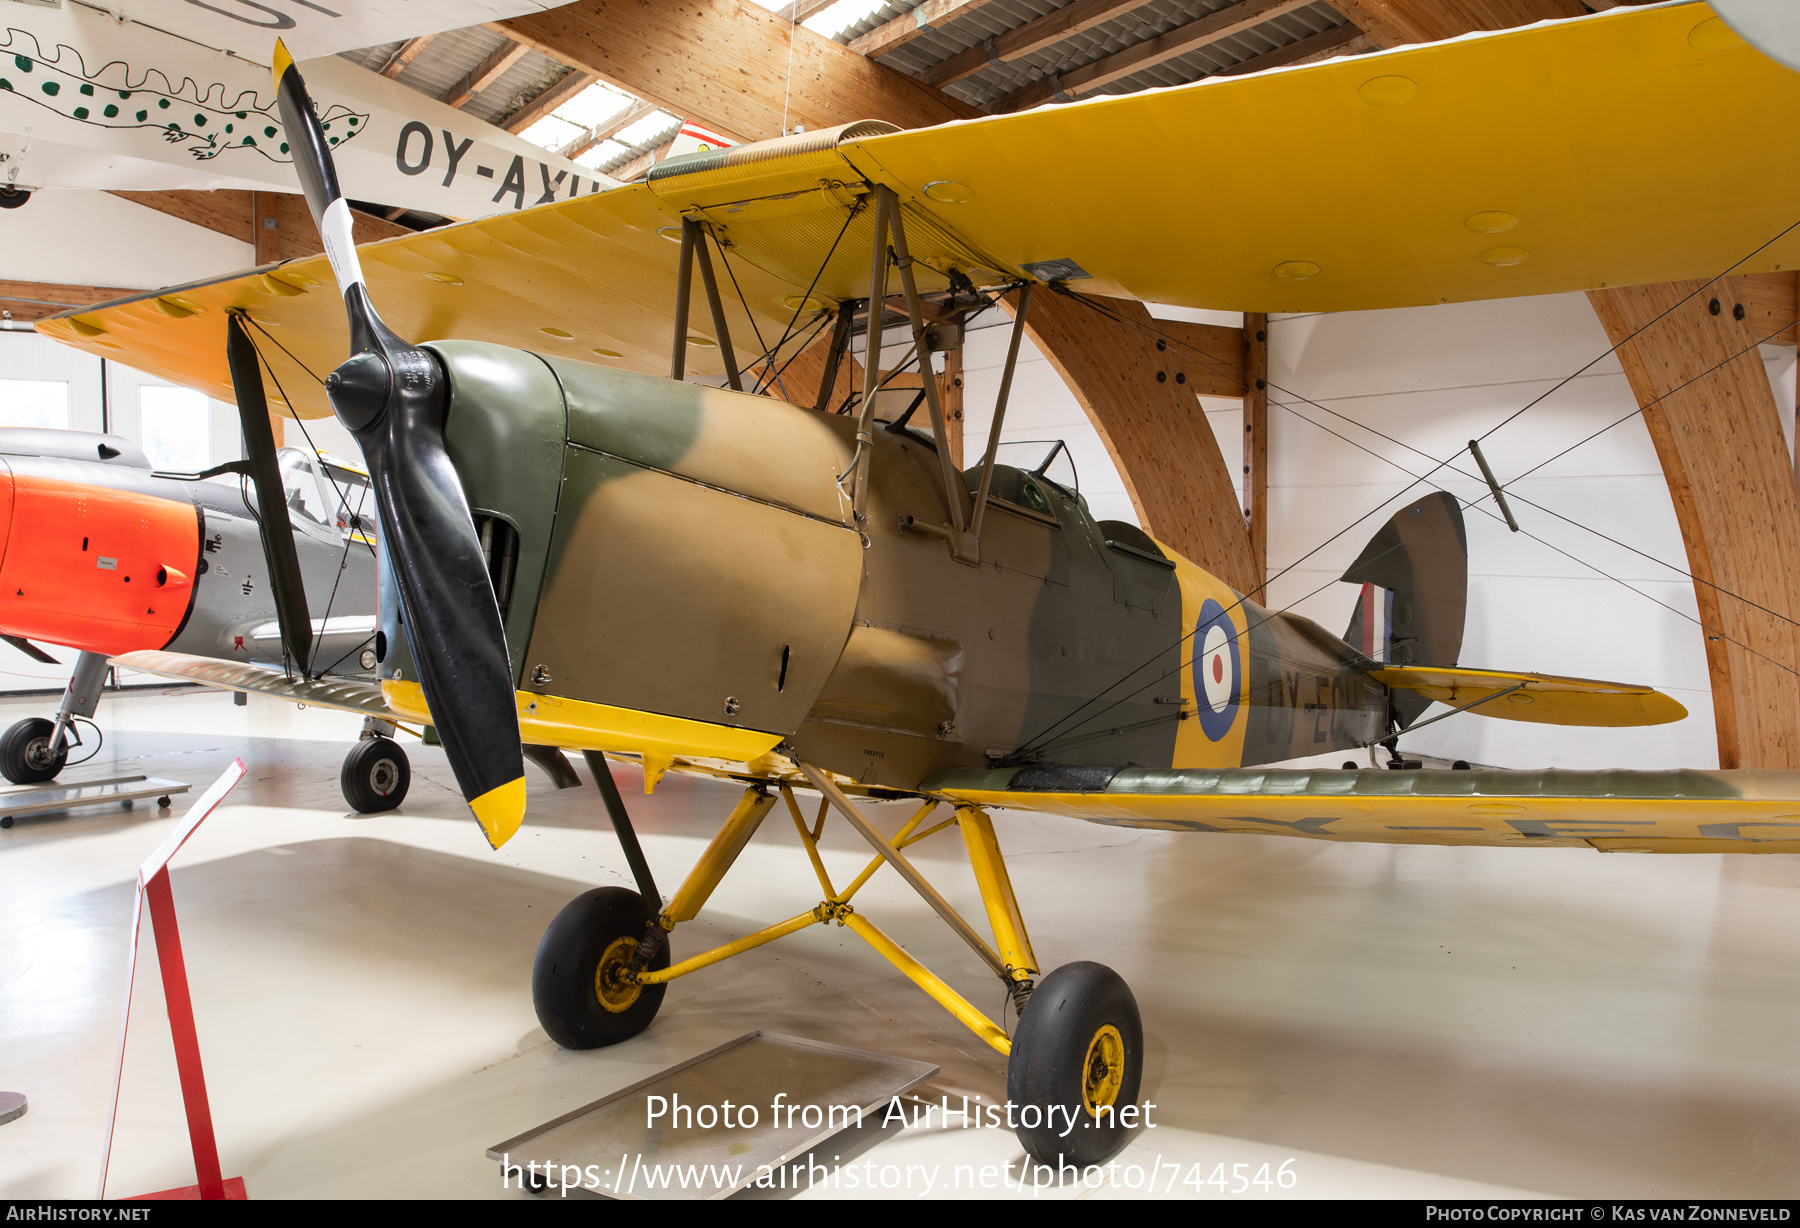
[1343,491,1467,728]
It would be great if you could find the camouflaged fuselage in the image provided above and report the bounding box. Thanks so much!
[381,342,1388,788]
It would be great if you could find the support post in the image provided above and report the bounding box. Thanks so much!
[884,187,967,532]
[841,914,1011,1054]
[956,806,1038,984]
[852,191,891,524]
[970,282,1032,542]
[225,312,312,674]
[584,751,660,907]
[690,224,743,392]
[796,762,1006,977]
[659,787,776,926]
[941,345,964,469]
[142,870,225,1201]
[48,649,109,755]
[671,220,696,381]
[1243,311,1268,595]
[816,299,856,412]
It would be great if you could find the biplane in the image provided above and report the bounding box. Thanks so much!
[29,1,1800,1165]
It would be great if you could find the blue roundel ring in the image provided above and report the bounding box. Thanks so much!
[1191,598,1241,742]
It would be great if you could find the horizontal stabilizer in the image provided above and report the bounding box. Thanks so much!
[1369,665,1687,728]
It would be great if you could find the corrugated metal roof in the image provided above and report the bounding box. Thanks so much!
[467,51,571,126]
[872,0,1349,108]
[334,0,1361,162]
[832,0,929,44]
[337,31,576,130]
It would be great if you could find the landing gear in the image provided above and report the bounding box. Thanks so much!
[0,651,113,785]
[340,736,410,812]
[0,718,66,785]
[532,886,669,1049]
[525,764,1147,1170]
[1007,961,1143,1166]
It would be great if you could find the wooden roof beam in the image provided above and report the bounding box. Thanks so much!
[1325,0,1585,47]
[0,280,142,323]
[848,0,1009,61]
[378,33,436,79]
[609,135,677,183]
[495,0,979,143]
[442,40,530,108]
[992,0,1336,113]
[776,0,842,22]
[503,68,602,133]
[559,98,661,160]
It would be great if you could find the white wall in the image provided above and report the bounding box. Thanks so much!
[1260,293,1754,770]
[0,190,253,291]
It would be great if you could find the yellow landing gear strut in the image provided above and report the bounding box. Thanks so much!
[530,759,1141,1166]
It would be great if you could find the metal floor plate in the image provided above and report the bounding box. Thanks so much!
[487,1031,937,1200]
[0,775,190,827]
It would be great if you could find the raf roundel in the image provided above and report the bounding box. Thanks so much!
[1192,598,1241,742]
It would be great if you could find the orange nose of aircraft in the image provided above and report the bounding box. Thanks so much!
[0,461,201,657]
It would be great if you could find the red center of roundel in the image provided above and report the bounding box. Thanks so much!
[1211,655,1224,683]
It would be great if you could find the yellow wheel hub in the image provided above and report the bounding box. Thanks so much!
[593,936,643,1014]
[1081,1023,1125,1116]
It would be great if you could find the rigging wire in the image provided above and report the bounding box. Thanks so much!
[747,203,862,395]
[1054,281,1800,632]
[240,323,384,679]
[1015,347,1800,761]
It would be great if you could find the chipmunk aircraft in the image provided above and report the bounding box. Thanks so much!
[0,425,395,800]
[32,3,1800,1165]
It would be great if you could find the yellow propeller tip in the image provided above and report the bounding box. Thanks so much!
[471,776,528,849]
[272,38,295,85]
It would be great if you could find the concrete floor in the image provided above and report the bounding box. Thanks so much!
[2,689,1797,1200]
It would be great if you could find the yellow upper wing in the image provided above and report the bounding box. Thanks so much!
[40,2,1799,412]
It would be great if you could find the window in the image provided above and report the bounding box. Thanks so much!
[0,379,70,429]
[139,385,210,472]
[277,448,333,527]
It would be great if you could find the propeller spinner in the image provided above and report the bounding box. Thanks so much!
[271,41,527,847]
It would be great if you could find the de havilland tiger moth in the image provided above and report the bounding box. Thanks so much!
[28,3,1800,1165]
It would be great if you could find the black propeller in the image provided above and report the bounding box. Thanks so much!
[272,41,526,846]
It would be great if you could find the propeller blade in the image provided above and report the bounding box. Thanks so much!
[272,41,526,847]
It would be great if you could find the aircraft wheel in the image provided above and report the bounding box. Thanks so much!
[0,718,66,785]
[340,736,410,813]
[1006,961,1143,1167]
[533,886,668,1050]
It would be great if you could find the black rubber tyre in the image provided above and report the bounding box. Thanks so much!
[340,737,410,813]
[0,188,30,210]
[1007,961,1143,1166]
[0,718,65,785]
[533,887,668,1049]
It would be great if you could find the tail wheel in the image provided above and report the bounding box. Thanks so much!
[0,718,65,785]
[533,886,669,1049]
[340,736,410,813]
[1006,961,1143,1166]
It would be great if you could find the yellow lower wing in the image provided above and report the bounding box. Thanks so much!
[925,765,1800,854]
[1369,665,1688,727]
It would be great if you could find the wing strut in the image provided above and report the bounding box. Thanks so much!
[667,218,744,392]
[224,311,313,676]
